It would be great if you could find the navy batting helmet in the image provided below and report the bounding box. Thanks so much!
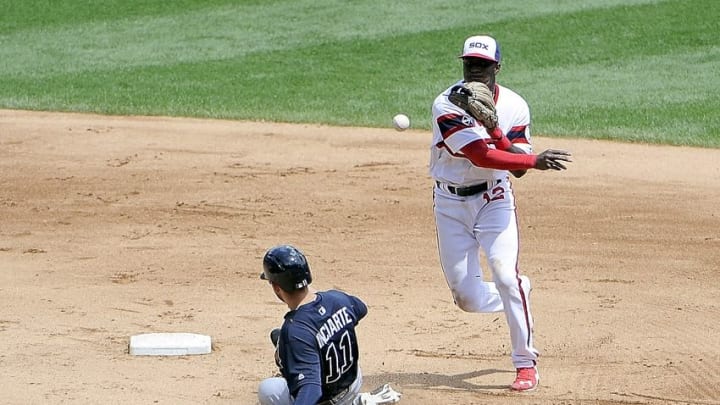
[260,245,312,291]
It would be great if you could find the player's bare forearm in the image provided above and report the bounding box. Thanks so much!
[506,145,528,178]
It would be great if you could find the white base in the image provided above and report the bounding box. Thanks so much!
[129,333,212,356]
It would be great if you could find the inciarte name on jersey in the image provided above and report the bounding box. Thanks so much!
[315,307,353,348]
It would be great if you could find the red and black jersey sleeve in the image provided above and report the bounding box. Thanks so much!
[507,125,530,146]
[436,113,474,143]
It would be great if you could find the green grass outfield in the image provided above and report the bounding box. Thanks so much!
[1,0,718,147]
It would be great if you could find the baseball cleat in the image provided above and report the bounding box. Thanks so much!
[510,366,539,391]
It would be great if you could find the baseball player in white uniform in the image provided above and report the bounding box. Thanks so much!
[430,35,572,391]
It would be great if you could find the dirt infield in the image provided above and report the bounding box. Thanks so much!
[1,109,719,404]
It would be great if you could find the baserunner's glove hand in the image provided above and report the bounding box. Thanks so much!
[358,384,402,405]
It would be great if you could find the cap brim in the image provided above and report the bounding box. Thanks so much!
[460,53,497,62]
[260,272,267,280]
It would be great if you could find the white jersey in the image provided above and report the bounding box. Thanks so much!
[430,81,533,186]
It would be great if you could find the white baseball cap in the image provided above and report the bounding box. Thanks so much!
[460,35,501,62]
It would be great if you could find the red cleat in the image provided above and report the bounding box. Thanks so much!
[511,367,539,391]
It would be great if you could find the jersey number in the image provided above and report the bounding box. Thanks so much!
[482,186,505,204]
[324,330,355,384]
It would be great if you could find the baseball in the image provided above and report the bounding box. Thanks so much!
[392,114,410,131]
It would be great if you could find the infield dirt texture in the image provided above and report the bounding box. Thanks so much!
[1,109,719,404]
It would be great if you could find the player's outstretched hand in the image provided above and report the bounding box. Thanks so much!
[535,149,572,170]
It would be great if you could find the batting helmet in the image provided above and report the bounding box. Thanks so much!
[260,245,312,291]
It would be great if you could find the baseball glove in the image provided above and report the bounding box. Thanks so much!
[448,81,498,130]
